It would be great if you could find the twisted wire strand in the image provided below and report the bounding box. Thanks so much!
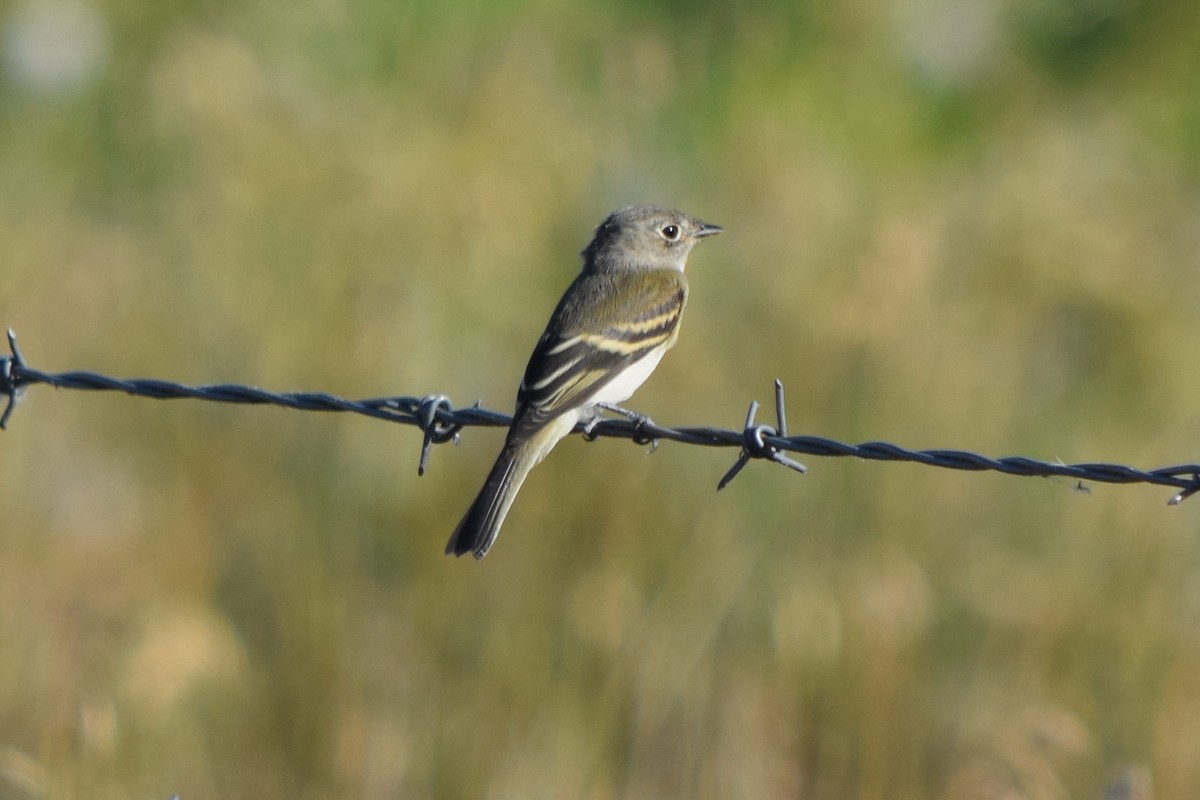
[3,329,1198,503]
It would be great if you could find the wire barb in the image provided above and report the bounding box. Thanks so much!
[1,329,28,430]
[1168,474,1200,506]
[414,394,461,476]
[1,330,1197,504]
[718,380,809,490]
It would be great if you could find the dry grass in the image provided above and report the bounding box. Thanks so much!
[3,0,1200,797]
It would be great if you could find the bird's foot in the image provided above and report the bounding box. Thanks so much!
[594,402,659,450]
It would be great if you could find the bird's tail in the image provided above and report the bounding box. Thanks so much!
[445,443,535,559]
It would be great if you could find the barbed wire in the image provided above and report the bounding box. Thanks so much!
[3,328,1199,504]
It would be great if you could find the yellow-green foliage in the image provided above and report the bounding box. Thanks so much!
[2,0,1200,797]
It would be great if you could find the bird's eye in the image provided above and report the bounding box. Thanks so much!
[660,224,681,241]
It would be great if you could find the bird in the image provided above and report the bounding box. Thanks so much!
[445,205,722,559]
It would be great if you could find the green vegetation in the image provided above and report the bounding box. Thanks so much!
[2,0,1200,796]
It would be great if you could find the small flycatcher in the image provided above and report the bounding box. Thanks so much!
[446,206,722,559]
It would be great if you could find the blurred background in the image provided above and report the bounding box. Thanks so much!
[2,0,1199,797]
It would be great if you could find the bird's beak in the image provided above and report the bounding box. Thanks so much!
[694,221,723,238]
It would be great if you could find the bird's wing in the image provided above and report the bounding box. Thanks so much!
[511,269,687,438]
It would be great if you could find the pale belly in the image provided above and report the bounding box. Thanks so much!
[586,346,667,407]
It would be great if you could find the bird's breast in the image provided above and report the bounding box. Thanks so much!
[587,346,668,407]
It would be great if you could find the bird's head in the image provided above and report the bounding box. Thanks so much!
[582,206,722,273]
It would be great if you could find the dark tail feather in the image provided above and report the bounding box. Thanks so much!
[445,446,531,559]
